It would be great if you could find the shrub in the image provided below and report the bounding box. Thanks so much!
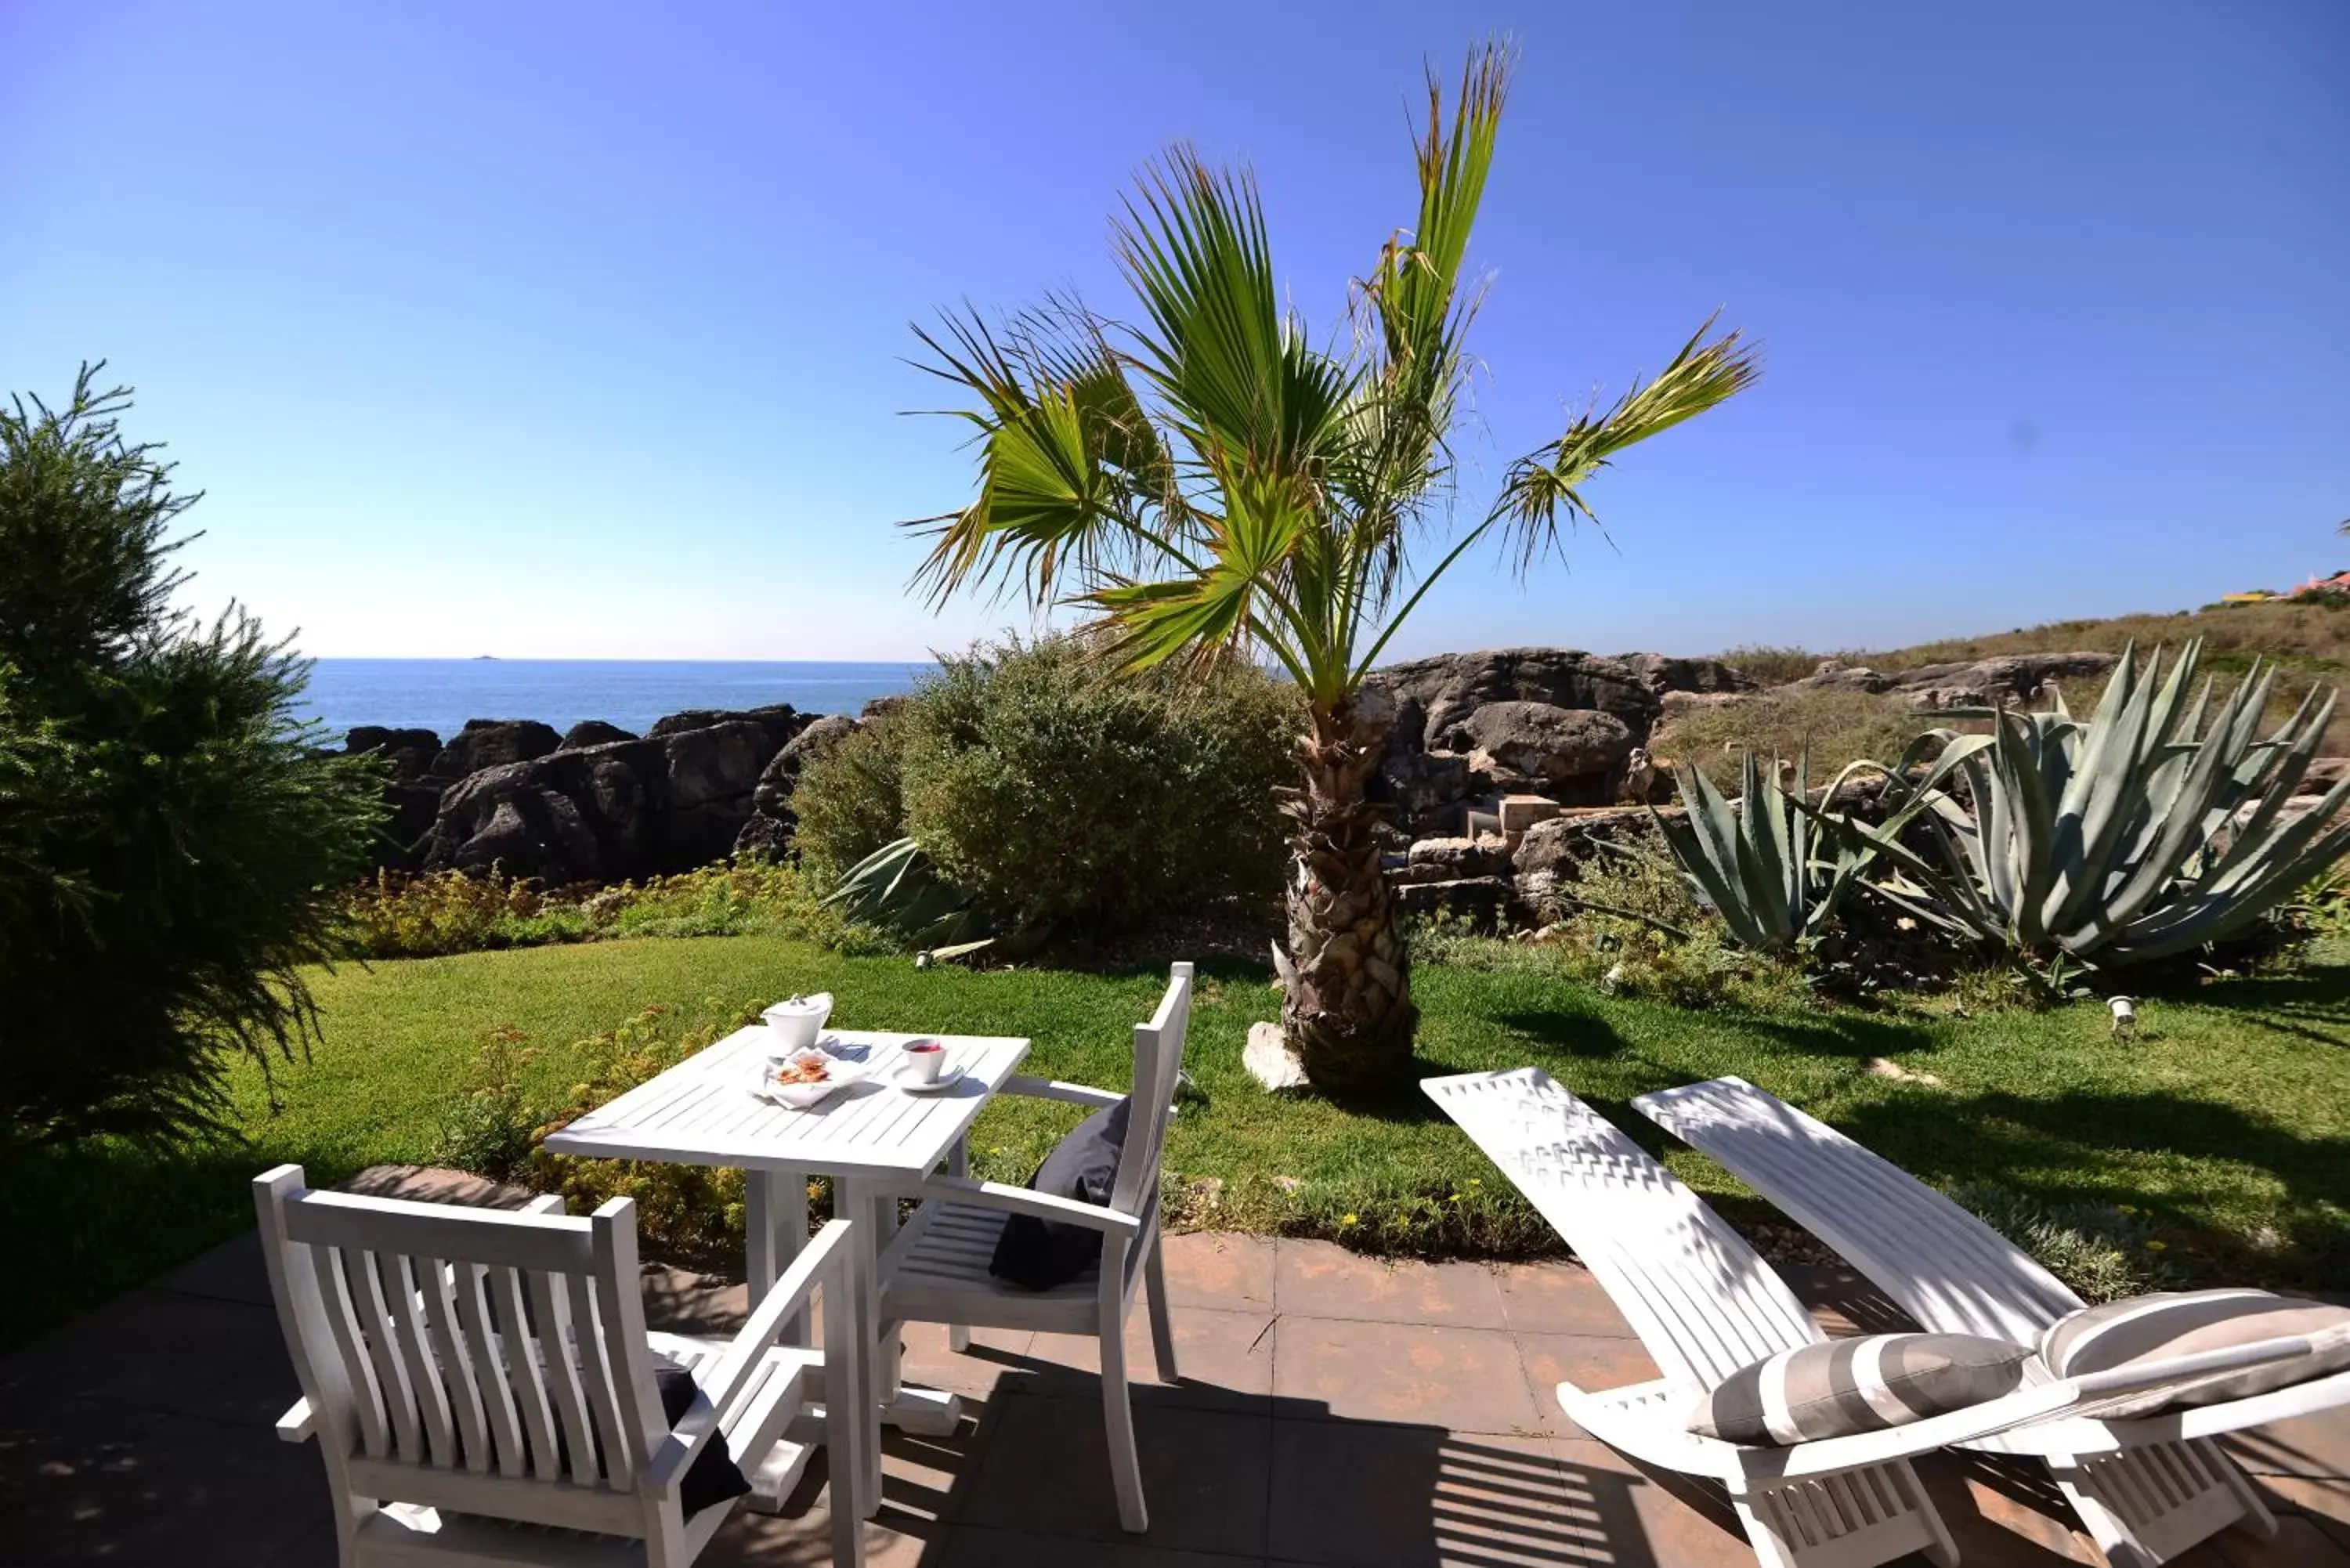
[790,714,911,883]
[791,635,1300,938]
[0,369,382,1147]
[523,1000,765,1263]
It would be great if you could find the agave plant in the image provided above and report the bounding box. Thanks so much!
[1650,751,1877,953]
[1858,640,2350,966]
[821,836,994,956]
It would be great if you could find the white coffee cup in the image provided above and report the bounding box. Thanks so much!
[902,1039,947,1083]
[761,992,833,1053]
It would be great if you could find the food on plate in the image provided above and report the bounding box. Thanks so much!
[772,1053,832,1085]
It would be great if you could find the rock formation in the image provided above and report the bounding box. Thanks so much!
[733,713,860,858]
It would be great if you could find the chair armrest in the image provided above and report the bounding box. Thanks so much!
[1747,1377,2085,1479]
[645,1221,857,1498]
[276,1398,316,1443]
[519,1194,567,1215]
[707,1220,854,1416]
[999,1074,1123,1111]
[899,1174,1143,1237]
[1747,1334,2321,1482]
[2063,1335,2316,1410]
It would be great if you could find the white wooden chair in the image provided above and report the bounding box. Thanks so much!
[1638,1076,2350,1567]
[1423,1069,2311,1568]
[255,1164,868,1568]
[870,961,1191,1534]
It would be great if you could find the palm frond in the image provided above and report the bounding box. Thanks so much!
[902,305,1191,608]
[1114,147,1357,480]
[1492,315,1759,568]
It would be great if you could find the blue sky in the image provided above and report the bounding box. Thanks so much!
[3,1,2344,662]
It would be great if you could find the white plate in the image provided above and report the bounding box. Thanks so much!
[891,1062,967,1094]
[755,1048,870,1109]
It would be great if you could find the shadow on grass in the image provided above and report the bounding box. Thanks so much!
[0,1133,356,1349]
[1834,1088,2350,1288]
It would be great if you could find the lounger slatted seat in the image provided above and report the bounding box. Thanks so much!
[1428,1068,2066,1568]
[1636,1076,2349,1567]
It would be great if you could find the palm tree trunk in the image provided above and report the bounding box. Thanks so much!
[1282,695,1417,1095]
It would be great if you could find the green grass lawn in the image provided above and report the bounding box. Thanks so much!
[7,933,2348,1347]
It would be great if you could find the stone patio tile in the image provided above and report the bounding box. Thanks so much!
[1490,1259,1638,1338]
[2258,1473,2350,1546]
[1272,1240,1508,1329]
[1549,1436,1753,1567]
[2229,1409,2350,1479]
[0,1393,167,1518]
[642,1263,751,1335]
[1913,1450,2099,1565]
[939,1523,1264,1566]
[1267,1422,1640,1567]
[1772,1261,1918,1339]
[0,1412,337,1568]
[895,1322,1039,1401]
[1160,1232,1276,1310]
[2215,1514,2350,1566]
[0,1288,284,1418]
[1271,1316,1541,1433]
[957,1389,1271,1557]
[154,1230,273,1307]
[710,1503,943,1566]
[1514,1333,1665,1437]
[1024,1306,1274,1411]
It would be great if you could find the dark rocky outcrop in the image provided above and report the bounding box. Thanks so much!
[1887,652,2120,710]
[646,705,802,744]
[733,714,860,858]
[344,726,442,782]
[1782,652,2119,710]
[342,728,446,869]
[562,719,637,749]
[429,719,564,780]
[418,714,810,886]
[1364,649,1749,834]
[1368,647,1752,751]
[1451,702,1636,798]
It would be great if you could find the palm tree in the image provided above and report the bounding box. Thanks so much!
[904,45,1759,1094]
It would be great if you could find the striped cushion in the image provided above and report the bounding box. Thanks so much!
[1689,1334,2031,1445]
[2039,1288,2350,1417]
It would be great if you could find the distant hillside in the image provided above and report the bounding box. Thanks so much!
[1719,597,2348,688]
[1662,598,2350,770]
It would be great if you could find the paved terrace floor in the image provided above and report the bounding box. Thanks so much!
[4,1228,2348,1566]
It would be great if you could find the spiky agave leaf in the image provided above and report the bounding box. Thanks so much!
[1858,641,2350,967]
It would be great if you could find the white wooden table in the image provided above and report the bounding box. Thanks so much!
[541,1024,1031,1510]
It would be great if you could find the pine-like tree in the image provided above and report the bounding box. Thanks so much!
[0,366,384,1146]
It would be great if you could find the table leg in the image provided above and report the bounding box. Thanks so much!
[743,1165,812,1347]
[945,1135,971,1353]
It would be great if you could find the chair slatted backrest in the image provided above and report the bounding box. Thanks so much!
[255,1166,667,1517]
[1636,1077,2084,1343]
[1424,1068,1825,1388]
[1110,962,1194,1219]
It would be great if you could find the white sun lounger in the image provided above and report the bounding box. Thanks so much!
[1423,1069,2309,1568]
[1636,1076,2350,1567]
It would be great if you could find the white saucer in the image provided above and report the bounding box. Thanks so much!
[892,1063,966,1093]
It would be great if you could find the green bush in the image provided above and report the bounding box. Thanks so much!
[793,635,1300,937]
[790,714,910,883]
[0,369,382,1147]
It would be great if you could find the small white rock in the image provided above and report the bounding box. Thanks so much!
[1244,1021,1311,1092]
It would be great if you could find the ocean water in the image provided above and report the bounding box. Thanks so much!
[294,659,932,742]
